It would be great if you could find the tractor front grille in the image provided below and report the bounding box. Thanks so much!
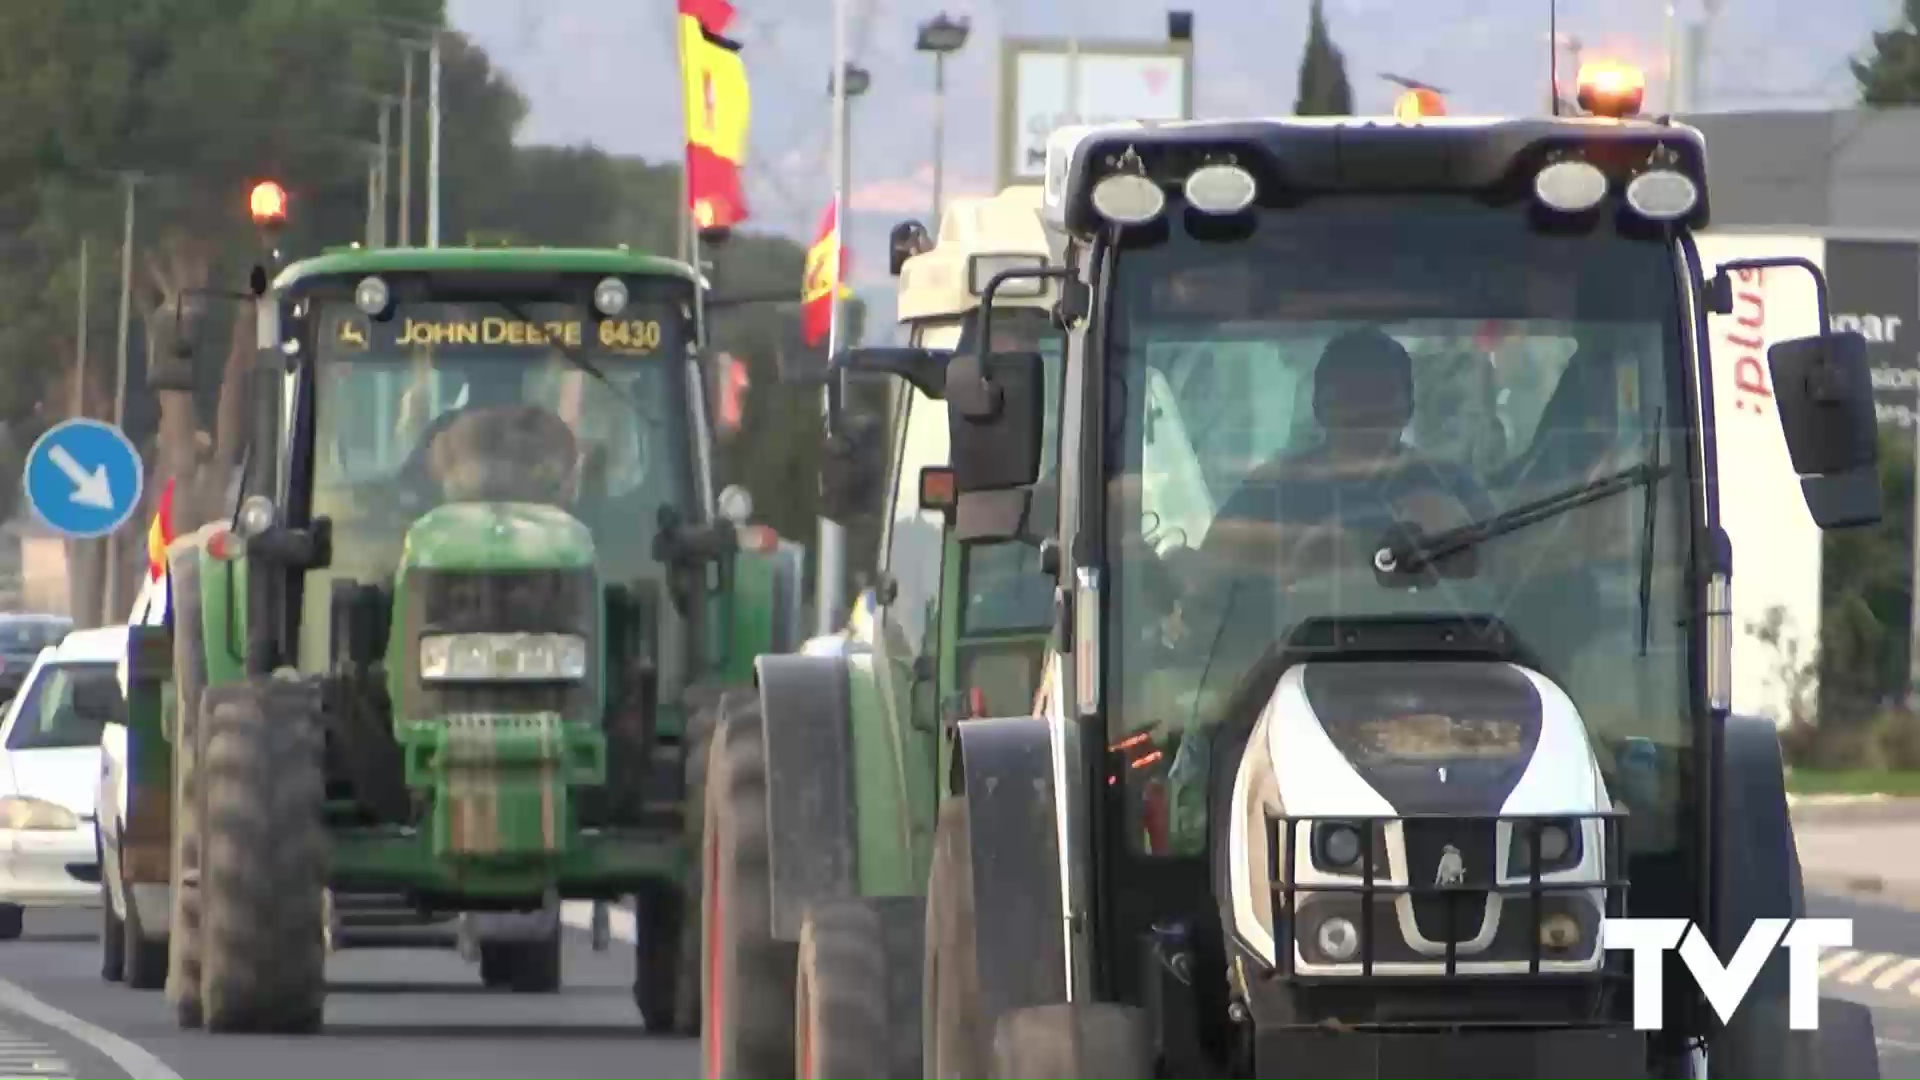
[396,568,598,722]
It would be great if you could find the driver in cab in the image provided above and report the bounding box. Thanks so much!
[1196,326,1495,583]
[1134,327,1498,734]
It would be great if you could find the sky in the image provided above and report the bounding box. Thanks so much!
[447,0,1902,299]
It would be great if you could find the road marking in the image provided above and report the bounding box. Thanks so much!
[1836,953,1896,985]
[560,899,636,943]
[0,976,179,1080]
[1873,955,1920,991]
[1821,948,1862,976]
[0,1021,73,1080]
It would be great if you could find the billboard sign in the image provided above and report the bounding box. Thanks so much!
[996,37,1194,190]
[1824,239,1920,429]
[1695,231,1826,726]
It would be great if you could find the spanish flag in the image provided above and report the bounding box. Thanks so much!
[679,0,751,232]
[146,478,175,582]
[801,203,852,348]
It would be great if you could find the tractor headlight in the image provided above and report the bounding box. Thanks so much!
[1090,174,1166,225]
[1625,170,1698,220]
[354,275,390,317]
[418,632,589,682]
[0,795,79,832]
[593,276,629,316]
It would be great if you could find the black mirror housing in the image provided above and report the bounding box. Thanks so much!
[889,220,933,277]
[946,349,1043,495]
[1769,330,1881,528]
[832,346,948,400]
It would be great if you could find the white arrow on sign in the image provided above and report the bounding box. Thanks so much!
[47,444,116,510]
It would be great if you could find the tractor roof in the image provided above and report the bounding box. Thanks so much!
[1043,115,1710,237]
[896,185,1055,324]
[273,246,699,291]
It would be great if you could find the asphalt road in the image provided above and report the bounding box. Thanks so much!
[0,907,698,1079]
[5,894,1917,1078]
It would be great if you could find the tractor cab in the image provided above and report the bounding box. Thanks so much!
[929,65,1885,1079]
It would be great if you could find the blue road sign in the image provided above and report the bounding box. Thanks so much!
[23,419,145,540]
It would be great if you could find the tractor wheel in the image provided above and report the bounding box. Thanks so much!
[796,898,924,1079]
[699,696,797,1078]
[165,549,208,1030]
[924,798,986,1079]
[100,868,125,982]
[122,879,169,991]
[479,934,562,993]
[673,689,738,1034]
[635,878,687,1032]
[198,679,328,1034]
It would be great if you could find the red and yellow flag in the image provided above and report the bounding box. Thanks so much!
[146,478,175,582]
[800,203,852,348]
[679,0,751,231]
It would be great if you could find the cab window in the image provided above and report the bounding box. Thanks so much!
[880,318,960,654]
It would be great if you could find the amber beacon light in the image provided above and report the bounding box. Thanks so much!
[1393,87,1446,120]
[249,180,289,228]
[1575,60,1645,118]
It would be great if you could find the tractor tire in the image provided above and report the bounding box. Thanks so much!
[636,878,688,1033]
[479,934,562,993]
[101,869,124,982]
[123,880,169,991]
[924,798,986,1079]
[673,689,738,1034]
[197,679,328,1034]
[165,549,208,1030]
[0,903,19,940]
[699,696,797,1078]
[990,1003,1154,1080]
[795,897,924,1079]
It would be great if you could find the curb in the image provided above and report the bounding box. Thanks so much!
[1802,868,1920,911]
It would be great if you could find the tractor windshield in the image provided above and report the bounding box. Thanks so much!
[1102,196,1695,856]
[308,297,692,586]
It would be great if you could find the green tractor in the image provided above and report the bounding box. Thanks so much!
[119,246,805,1034]
[697,185,1066,1077]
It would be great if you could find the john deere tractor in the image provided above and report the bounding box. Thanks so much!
[117,246,803,1034]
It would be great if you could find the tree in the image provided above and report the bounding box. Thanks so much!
[1293,0,1354,117]
[1853,0,1920,105]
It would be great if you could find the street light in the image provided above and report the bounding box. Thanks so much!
[915,13,971,225]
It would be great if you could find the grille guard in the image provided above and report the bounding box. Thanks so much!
[1262,810,1631,982]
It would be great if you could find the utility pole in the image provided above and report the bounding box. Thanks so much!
[916,14,971,226]
[366,150,382,246]
[398,49,415,247]
[72,239,88,417]
[817,0,852,637]
[106,172,141,620]
[374,100,393,246]
[427,32,443,247]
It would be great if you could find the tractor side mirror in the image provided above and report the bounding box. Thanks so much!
[889,220,933,277]
[1770,330,1881,529]
[946,348,1043,544]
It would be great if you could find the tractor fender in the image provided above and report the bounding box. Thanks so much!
[953,716,1068,1022]
[1710,713,1832,1080]
[757,652,859,942]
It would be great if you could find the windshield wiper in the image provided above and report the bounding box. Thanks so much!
[1637,414,1663,655]
[1374,460,1673,577]
[494,299,652,421]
